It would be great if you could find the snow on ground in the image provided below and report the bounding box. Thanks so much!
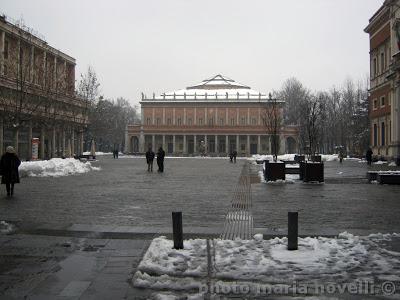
[0,221,14,234]
[374,161,388,165]
[19,158,100,177]
[133,233,400,294]
[82,151,112,156]
[250,154,366,163]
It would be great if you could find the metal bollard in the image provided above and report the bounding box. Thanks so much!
[172,212,183,249]
[288,212,298,250]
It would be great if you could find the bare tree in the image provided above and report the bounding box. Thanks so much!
[262,93,283,161]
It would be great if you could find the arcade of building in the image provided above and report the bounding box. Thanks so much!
[125,75,298,156]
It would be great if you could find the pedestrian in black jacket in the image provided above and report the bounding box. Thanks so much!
[145,146,155,172]
[0,146,21,197]
[366,148,373,166]
[157,147,165,173]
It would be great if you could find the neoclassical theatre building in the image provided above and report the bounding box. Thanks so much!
[126,75,298,156]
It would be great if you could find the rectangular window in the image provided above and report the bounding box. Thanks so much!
[156,118,161,125]
[230,118,235,126]
[240,117,246,125]
[146,117,151,125]
[187,118,192,125]
[177,118,182,126]
[208,118,214,126]
[373,99,378,110]
[381,122,385,146]
[167,118,172,125]
[373,124,377,146]
[251,118,257,125]
[381,52,385,73]
[380,96,385,107]
[198,118,203,125]
[373,57,377,76]
[4,40,8,59]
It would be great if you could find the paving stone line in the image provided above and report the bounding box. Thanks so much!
[221,162,254,240]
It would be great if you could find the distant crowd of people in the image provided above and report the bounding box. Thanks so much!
[145,146,165,172]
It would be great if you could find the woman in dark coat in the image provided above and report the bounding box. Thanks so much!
[0,146,21,197]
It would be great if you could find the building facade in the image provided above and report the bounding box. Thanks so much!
[365,0,400,162]
[0,14,88,159]
[126,75,298,156]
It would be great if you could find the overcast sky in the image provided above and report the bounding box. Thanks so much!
[2,0,382,106]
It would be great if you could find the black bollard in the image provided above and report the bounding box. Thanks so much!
[288,212,298,250]
[172,212,183,249]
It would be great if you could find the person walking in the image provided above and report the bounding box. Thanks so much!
[157,146,165,173]
[338,149,344,164]
[233,150,237,163]
[0,146,21,197]
[229,152,233,163]
[366,147,373,166]
[145,146,155,172]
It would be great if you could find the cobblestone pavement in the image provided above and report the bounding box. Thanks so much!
[251,160,400,235]
[1,156,400,299]
[0,156,244,230]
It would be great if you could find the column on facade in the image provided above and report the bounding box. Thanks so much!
[0,118,3,156]
[80,130,84,155]
[0,31,5,75]
[52,127,56,158]
[28,121,33,159]
[42,51,47,87]
[14,128,19,154]
[269,135,272,154]
[40,127,45,159]
[172,135,176,153]
[280,135,285,154]
[123,126,129,153]
[215,135,218,153]
[54,56,57,89]
[236,135,239,152]
[30,45,35,83]
[247,135,250,156]
[257,135,261,154]
[225,135,228,153]
[152,135,155,150]
[71,128,75,156]
[62,128,66,157]
[162,135,166,151]
[139,127,145,153]
[183,135,187,154]
[394,83,400,161]
[194,135,197,154]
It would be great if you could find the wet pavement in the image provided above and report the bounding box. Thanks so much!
[0,156,400,299]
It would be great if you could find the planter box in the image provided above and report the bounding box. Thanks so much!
[377,173,400,185]
[299,161,306,180]
[367,171,378,182]
[294,155,305,163]
[264,161,285,181]
[303,162,324,182]
[310,155,322,163]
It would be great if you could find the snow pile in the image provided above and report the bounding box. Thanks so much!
[373,161,388,165]
[0,221,14,234]
[82,151,112,156]
[133,233,400,293]
[388,161,397,167]
[19,158,100,177]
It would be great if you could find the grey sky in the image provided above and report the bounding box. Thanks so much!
[2,0,382,106]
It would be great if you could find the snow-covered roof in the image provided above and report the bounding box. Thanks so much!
[141,75,281,103]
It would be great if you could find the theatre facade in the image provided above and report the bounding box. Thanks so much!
[125,75,298,156]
